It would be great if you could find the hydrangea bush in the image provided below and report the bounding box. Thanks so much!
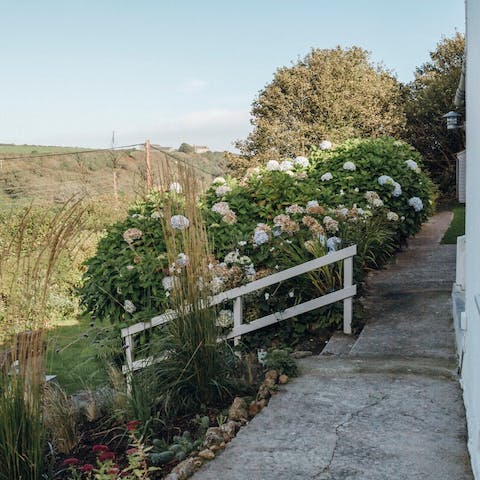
[80,137,434,331]
[308,137,435,240]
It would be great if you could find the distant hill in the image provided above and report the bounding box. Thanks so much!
[0,144,227,206]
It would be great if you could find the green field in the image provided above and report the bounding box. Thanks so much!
[0,144,91,155]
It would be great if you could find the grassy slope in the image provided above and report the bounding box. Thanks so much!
[441,204,466,244]
[45,316,107,394]
[0,145,226,205]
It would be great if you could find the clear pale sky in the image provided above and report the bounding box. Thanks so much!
[0,0,465,151]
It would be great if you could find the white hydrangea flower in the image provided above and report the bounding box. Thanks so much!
[253,230,269,246]
[212,177,226,185]
[343,161,356,171]
[123,228,143,244]
[210,276,224,294]
[215,185,232,197]
[216,309,233,328]
[326,236,341,252]
[162,276,176,291]
[169,182,182,194]
[387,211,399,221]
[306,200,320,210]
[224,249,240,264]
[294,156,310,168]
[405,159,419,171]
[176,253,189,267]
[211,202,230,215]
[123,300,136,314]
[266,160,280,171]
[321,172,333,182]
[392,182,402,197]
[238,240,247,247]
[373,198,384,208]
[170,215,190,230]
[238,255,252,265]
[408,197,423,212]
[319,140,332,150]
[286,204,304,214]
[354,187,359,193]
[378,175,394,186]
[280,160,294,172]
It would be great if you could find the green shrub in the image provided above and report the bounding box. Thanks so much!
[79,137,433,331]
[309,137,436,240]
[263,349,298,377]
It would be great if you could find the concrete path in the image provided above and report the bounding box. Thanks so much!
[193,212,472,480]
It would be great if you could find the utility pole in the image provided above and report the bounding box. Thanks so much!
[111,130,119,210]
[145,138,152,191]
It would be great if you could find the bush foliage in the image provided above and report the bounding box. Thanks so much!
[79,137,435,332]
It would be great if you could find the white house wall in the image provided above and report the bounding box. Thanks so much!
[463,0,480,476]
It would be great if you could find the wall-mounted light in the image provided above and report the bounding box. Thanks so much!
[443,110,462,130]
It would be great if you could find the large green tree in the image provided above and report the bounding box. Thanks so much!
[235,46,406,164]
[404,33,465,197]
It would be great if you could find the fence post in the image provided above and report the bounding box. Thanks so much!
[343,256,353,334]
[124,334,134,394]
[233,296,243,346]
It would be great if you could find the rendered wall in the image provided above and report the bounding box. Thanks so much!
[463,0,480,476]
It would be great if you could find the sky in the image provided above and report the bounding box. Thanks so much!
[0,0,465,152]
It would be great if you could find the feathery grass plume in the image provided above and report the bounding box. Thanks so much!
[43,383,79,454]
[0,198,86,479]
[147,162,238,417]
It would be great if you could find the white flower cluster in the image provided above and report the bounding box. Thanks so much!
[323,216,339,233]
[170,215,190,230]
[286,204,304,214]
[212,177,226,185]
[224,249,240,264]
[123,300,136,314]
[386,211,399,221]
[319,140,332,150]
[176,253,189,267]
[216,309,233,328]
[378,175,394,186]
[211,202,237,224]
[378,175,402,197]
[253,224,270,246]
[321,172,333,182]
[364,191,383,208]
[408,197,423,212]
[266,160,280,171]
[294,156,310,168]
[343,161,356,171]
[405,159,419,171]
[215,185,232,197]
[169,182,182,194]
[123,228,143,244]
[280,160,293,172]
[392,182,402,197]
[326,236,341,252]
[162,276,178,292]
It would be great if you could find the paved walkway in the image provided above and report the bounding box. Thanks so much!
[193,212,472,480]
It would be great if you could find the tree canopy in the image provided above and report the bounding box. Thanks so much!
[235,46,406,163]
[404,32,465,197]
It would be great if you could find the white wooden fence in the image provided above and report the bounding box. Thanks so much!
[121,244,357,377]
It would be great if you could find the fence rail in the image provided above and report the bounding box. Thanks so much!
[121,244,357,377]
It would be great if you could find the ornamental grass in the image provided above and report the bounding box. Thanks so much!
[0,199,85,479]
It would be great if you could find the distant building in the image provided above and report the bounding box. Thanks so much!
[193,145,209,154]
[152,145,176,152]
